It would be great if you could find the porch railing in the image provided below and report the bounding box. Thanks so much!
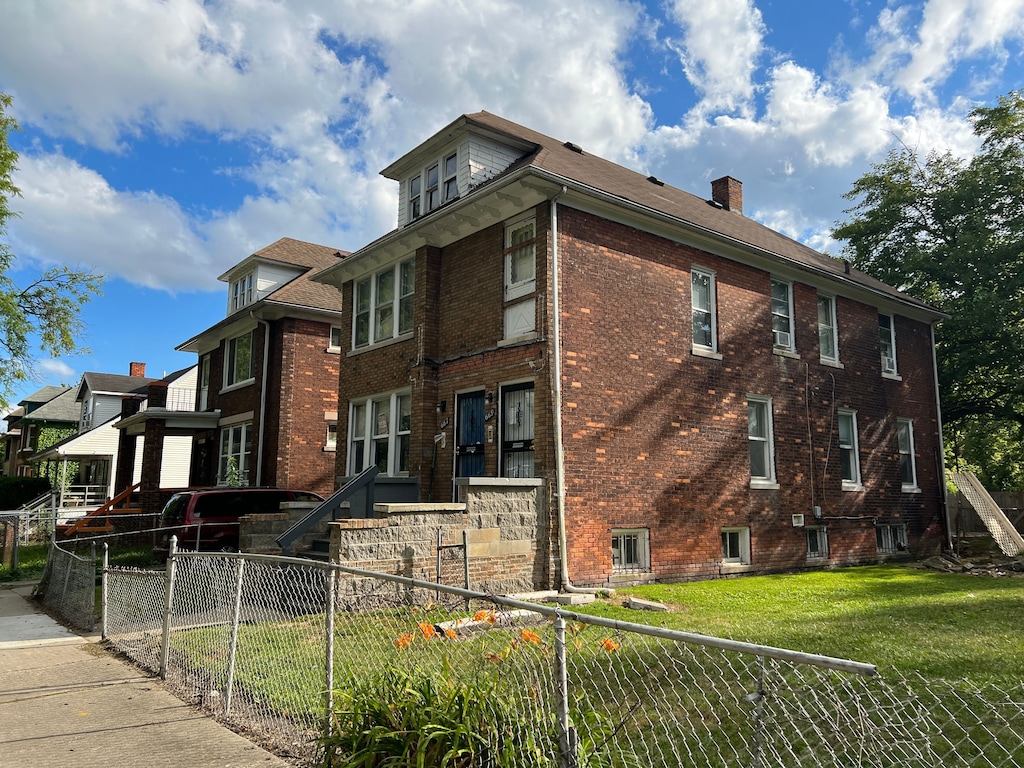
[277,465,378,556]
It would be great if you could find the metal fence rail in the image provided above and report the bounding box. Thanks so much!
[99,545,1024,767]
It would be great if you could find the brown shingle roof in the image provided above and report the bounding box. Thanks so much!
[460,111,934,314]
[252,237,348,312]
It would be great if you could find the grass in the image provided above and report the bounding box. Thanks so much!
[1,541,160,584]
[583,564,1024,684]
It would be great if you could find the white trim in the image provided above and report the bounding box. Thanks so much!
[838,409,862,490]
[611,528,651,573]
[352,258,415,349]
[817,293,840,364]
[770,278,795,352]
[721,527,751,564]
[897,417,919,491]
[879,312,898,375]
[347,390,412,476]
[691,266,718,353]
[747,395,776,485]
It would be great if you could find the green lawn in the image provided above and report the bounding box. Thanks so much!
[1,541,160,583]
[581,564,1024,684]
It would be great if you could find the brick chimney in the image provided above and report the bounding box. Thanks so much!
[711,176,743,214]
[129,361,146,377]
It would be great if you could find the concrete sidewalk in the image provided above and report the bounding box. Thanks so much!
[0,583,295,767]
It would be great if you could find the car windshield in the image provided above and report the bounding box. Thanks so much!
[161,494,191,525]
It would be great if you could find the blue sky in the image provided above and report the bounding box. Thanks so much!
[1,0,1023,413]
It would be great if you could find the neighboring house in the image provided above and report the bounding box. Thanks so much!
[312,111,947,588]
[174,237,347,505]
[1,386,79,478]
[31,364,160,509]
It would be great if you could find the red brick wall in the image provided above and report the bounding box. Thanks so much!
[556,206,945,586]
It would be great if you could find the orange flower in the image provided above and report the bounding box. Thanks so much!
[418,622,437,640]
[473,610,497,624]
[520,628,542,644]
[444,628,458,640]
[395,633,414,650]
[600,637,620,652]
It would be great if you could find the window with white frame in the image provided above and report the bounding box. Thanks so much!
[348,391,411,475]
[230,271,255,312]
[611,529,650,573]
[721,527,751,564]
[817,294,839,363]
[353,259,415,348]
[692,267,717,352]
[897,418,918,489]
[328,326,343,352]
[219,421,252,485]
[747,395,776,484]
[806,527,828,559]
[838,409,861,488]
[198,353,211,410]
[879,313,897,374]
[876,523,907,553]
[771,279,794,351]
[325,422,338,452]
[504,216,538,340]
[408,151,458,221]
[225,330,254,387]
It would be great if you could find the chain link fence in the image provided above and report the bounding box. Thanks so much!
[98,544,1024,767]
[35,539,97,632]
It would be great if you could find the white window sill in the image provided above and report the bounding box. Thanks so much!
[220,378,255,394]
[902,485,921,494]
[691,347,723,361]
[773,348,800,359]
[820,358,844,369]
[842,482,865,492]
[882,372,903,382]
[721,562,754,574]
[326,346,341,354]
[348,332,414,356]
[323,446,337,453]
[750,480,780,490]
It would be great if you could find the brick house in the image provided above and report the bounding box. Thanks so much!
[174,237,347,505]
[312,112,947,589]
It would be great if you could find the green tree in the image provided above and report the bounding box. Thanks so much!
[833,90,1024,489]
[0,92,103,408]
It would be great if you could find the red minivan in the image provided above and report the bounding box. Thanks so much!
[154,487,324,557]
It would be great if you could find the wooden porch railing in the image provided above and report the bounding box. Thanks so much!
[59,483,141,537]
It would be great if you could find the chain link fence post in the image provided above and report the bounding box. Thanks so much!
[325,565,337,737]
[224,557,246,716]
[554,613,578,768]
[160,536,178,680]
[101,543,109,640]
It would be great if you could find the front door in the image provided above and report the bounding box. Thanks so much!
[455,391,486,478]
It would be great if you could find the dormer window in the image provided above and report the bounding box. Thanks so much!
[231,271,255,312]
[407,151,459,221]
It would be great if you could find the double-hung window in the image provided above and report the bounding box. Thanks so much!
[348,391,411,475]
[443,153,458,203]
[838,409,862,489]
[818,294,839,363]
[879,313,897,374]
[219,421,252,485]
[747,395,776,486]
[504,216,538,340]
[897,418,918,490]
[771,279,794,351]
[353,259,415,348]
[691,267,717,353]
[225,330,254,387]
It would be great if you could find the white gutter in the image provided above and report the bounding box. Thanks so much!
[550,188,604,595]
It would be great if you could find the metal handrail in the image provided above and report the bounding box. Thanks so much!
[276,465,378,556]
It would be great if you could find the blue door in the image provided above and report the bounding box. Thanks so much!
[456,391,486,477]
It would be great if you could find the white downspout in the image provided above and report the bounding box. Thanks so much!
[550,189,604,595]
[253,314,271,487]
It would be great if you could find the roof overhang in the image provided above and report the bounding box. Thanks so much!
[176,300,343,354]
[312,165,945,324]
[115,408,222,436]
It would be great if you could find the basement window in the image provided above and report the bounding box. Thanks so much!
[876,524,907,554]
[611,529,650,573]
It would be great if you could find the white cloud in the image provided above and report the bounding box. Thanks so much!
[665,0,766,115]
[37,359,78,383]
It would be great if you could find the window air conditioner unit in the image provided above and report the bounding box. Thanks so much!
[792,514,805,527]
[774,330,791,348]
